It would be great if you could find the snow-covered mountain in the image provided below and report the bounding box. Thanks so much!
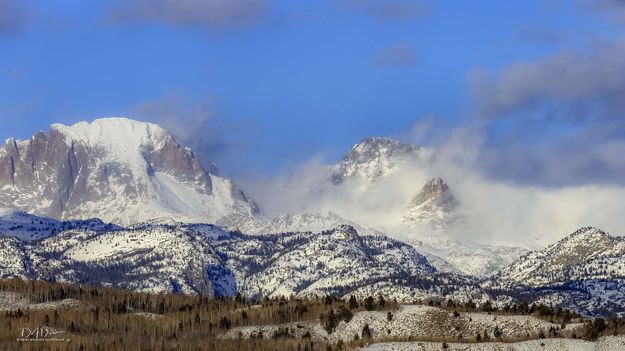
[0,237,30,278]
[0,118,258,225]
[402,177,459,230]
[329,137,432,184]
[323,137,465,232]
[320,138,528,277]
[487,227,625,288]
[485,227,625,316]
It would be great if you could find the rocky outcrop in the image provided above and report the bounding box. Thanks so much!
[402,177,459,229]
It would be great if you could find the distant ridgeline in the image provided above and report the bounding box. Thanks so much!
[0,208,624,318]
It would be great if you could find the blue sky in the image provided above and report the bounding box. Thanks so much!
[1,0,625,184]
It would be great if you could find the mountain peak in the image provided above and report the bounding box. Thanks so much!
[348,137,420,157]
[565,226,609,239]
[422,177,448,194]
[330,137,430,184]
[329,224,360,240]
[490,226,623,287]
[53,117,159,127]
[547,226,616,263]
[411,177,455,209]
[51,117,169,148]
[402,177,459,230]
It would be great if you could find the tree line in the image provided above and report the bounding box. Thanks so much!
[0,278,623,351]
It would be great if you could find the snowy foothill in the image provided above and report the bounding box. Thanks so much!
[0,291,79,311]
[221,304,583,344]
[360,336,625,351]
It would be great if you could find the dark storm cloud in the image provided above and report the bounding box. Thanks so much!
[0,0,27,36]
[108,0,270,32]
[372,43,417,68]
[466,40,625,186]
[342,0,428,21]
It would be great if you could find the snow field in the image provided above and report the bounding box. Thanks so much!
[361,336,625,351]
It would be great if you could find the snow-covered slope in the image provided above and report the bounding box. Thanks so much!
[223,304,574,344]
[328,304,567,343]
[361,336,625,351]
[410,237,528,277]
[0,208,120,241]
[29,223,236,295]
[485,227,625,316]
[0,118,258,225]
[218,211,382,236]
[0,236,30,278]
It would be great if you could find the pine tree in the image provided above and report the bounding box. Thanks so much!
[494,326,502,339]
[364,296,375,311]
[362,323,372,339]
[348,295,358,309]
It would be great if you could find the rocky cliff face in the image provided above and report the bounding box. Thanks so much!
[402,177,459,229]
[0,118,258,225]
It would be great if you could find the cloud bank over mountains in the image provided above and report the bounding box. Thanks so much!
[240,127,625,248]
[236,36,625,247]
